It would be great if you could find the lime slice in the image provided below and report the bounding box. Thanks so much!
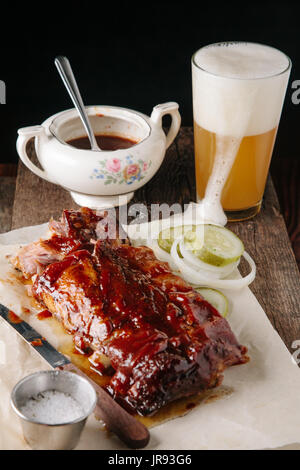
[195,287,229,317]
[158,224,244,267]
[158,225,195,254]
[184,225,244,267]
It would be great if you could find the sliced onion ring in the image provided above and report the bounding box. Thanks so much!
[147,238,179,272]
[179,239,239,279]
[171,238,256,290]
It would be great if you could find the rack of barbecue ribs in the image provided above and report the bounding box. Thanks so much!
[12,208,249,416]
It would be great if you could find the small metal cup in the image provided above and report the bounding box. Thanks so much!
[11,370,97,450]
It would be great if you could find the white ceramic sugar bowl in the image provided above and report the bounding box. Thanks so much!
[16,103,181,208]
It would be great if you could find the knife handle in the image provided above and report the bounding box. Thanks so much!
[58,363,150,449]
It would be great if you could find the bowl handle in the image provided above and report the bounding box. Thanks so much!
[16,126,56,184]
[151,102,181,149]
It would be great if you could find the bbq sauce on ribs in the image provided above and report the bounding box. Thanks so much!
[14,208,249,416]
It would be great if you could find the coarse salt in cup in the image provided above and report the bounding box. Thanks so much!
[10,370,97,450]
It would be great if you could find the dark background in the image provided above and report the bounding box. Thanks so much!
[0,1,299,164]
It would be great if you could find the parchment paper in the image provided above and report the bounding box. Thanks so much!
[0,224,300,450]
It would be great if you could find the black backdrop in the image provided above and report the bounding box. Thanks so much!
[0,1,299,164]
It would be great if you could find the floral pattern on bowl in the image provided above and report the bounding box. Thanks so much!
[90,155,152,185]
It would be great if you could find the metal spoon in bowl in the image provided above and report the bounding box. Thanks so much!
[54,55,101,151]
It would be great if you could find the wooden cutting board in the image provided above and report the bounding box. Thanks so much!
[10,127,300,354]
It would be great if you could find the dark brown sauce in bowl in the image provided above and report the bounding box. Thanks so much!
[67,134,138,151]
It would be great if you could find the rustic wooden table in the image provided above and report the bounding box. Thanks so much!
[1,127,300,354]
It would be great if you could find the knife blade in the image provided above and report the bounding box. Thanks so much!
[0,303,150,448]
[0,303,70,368]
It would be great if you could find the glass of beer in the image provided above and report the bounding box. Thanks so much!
[192,42,291,221]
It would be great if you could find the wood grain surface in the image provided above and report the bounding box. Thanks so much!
[5,127,300,353]
[0,176,15,233]
[272,157,300,269]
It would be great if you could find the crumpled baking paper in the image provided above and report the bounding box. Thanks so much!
[0,223,300,450]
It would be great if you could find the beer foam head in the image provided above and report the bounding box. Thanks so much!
[192,42,291,136]
[194,42,289,79]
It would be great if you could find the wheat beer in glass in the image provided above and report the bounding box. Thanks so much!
[192,42,291,221]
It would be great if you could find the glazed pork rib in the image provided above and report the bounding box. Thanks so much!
[13,208,249,416]
[12,207,128,278]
